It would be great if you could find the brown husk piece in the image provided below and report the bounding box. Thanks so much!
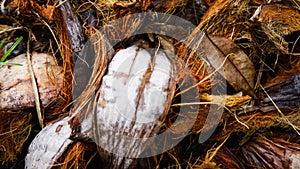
[209,36,256,97]
[258,4,300,36]
[212,146,245,169]
[259,65,300,108]
[195,0,290,73]
[239,136,300,168]
[213,109,300,142]
[4,0,56,21]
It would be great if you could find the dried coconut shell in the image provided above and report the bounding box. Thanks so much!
[0,53,63,110]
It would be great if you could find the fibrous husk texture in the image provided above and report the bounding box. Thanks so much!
[0,111,32,164]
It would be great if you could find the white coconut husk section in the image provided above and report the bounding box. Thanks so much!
[79,45,177,168]
[25,117,72,169]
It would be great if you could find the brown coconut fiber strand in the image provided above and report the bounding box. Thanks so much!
[0,111,32,164]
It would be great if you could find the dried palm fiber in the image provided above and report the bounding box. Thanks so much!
[0,110,32,164]
[212,109,300,142]
[256,3,300,64]
[55,26,73,98]
[198,0,252,39]
[53,141,99,169]
[177,33,255,134]
[83,0,144,28]
[87,0,205,29]
[191,143,245,169]
[210,65,300,142]
[27,0,85,122]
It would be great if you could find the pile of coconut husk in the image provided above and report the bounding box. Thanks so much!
[1,0,300,168]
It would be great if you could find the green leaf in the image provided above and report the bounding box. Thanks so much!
[0,61,23,66]
[0,38,7,49]
[0,36,23,62]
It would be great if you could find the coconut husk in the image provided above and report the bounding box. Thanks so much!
[54,142,99,169]
[0,53,63,111]
[258,4,300,36]
[194,0,291,77]
[212,108,300,142]
[198,0,251,39]
[0,110,32,164]
[259,65,300,107]
[238,136,300,168]
[2,0,300,168]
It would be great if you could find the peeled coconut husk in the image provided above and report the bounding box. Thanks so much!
[0,52,65,124]
[0,53,63,110]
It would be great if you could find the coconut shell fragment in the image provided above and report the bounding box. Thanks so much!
[0,53,63,110]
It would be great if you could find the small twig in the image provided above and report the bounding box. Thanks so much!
[26,34,43,128]
[0,26,23,35]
